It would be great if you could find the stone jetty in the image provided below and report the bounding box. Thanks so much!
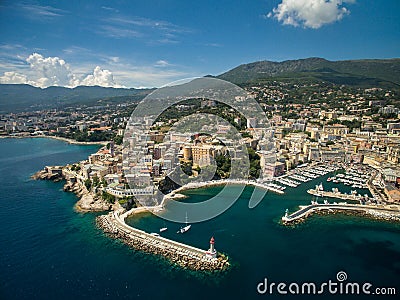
[282,203,400,225]
[96,210,230,272]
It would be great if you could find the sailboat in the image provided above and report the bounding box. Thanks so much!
[177,212,191,234]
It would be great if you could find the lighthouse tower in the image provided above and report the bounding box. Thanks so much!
[205,236,217,258]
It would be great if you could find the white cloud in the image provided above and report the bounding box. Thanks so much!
[80,66,120,87]
[154,60,170,67]
[26,53,77,87]
[0,53,122,88]
[0,71,28,84]
[96,16,192,44]
[0,52,197,88]
[268,0,353,29]
[19,4,67,20]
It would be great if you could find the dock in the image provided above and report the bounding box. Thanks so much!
[96,208,230,272]
[282,203,400,224]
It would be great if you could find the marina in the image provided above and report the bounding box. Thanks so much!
[273,163,342,189]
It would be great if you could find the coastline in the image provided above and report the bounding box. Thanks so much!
[32,166,112,213]
[0,134,108,145]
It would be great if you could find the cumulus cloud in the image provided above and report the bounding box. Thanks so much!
[26,53,77,87]
[0,53,122,88]
[80,66,118,87]
[268,0,353,29]
[0,71,28,84]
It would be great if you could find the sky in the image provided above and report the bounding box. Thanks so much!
[0,0,399,88]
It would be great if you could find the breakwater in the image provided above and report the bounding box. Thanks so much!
[282,203,400,225]
[307,189,365,201]
[161,178,284,206]
[96,209,230,272]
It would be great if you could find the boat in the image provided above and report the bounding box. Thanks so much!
[160,227,168,232]
[177,213,191,234]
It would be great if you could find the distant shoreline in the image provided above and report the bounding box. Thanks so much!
[0,134,108,145]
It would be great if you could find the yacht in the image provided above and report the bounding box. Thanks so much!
[177,213,191,234]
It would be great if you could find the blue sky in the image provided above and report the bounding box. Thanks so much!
[0,0,399,88]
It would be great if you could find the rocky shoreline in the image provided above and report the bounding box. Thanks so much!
[32,166,111,212]
[32,165,231,273]
[96,212,230,273]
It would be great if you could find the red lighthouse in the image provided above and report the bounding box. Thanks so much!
[205,236,217,258]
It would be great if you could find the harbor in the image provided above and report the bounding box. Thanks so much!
[273,163,342,189]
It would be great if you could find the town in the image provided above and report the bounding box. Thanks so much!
[5,80,400,208]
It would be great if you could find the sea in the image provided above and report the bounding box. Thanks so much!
[1,137,399,300]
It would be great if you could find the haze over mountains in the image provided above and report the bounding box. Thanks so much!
[0,85,151,113]
[1,57,399,113]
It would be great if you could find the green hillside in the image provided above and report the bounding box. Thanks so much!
[218,57,400,88]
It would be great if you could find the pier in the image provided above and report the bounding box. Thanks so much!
[96,208,230,272]
[166,179,285,196]
[282,203,400,224]
[307,189,366,201]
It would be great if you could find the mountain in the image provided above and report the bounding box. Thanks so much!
[0,84,152,113]
[218,57,400,87]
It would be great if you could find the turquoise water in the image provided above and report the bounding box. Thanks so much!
[1,138,399,299]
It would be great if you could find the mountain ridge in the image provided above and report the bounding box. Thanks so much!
[1,57,399,113]
[0,84,152,113]
[217,57,400,87]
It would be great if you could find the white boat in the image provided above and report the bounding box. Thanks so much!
[177,213,191,234]
[160,227,168,232]
[177,224,191,234]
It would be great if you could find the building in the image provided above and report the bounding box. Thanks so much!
[205,236,217,258]
[183,145,192,161]
[322,124,348,141]
[381,168,400,183]
[247,118,257,129]
[192,144,215,166]
[384,184,400,203]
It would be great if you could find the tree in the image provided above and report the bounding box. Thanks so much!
[102,191,115,204]
[247,147,261,179]
[84,179,91,190]
[92,175,100,187]
[114,135,123,145]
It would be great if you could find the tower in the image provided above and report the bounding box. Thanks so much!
[205,236,217,258]
[109,140,115,157]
